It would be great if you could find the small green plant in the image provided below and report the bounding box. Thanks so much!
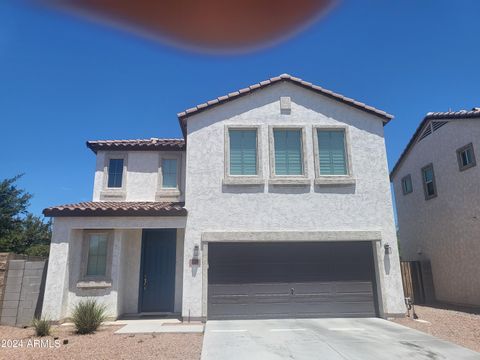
[32,317,51,337]
[72,299,107,334]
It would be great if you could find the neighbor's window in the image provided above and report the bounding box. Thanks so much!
[86,233,108,276]
[162,159,178,188]
[401,174,413,195]
[317,129,348,175]
[107,158,124,188]
[422,164,437,200]
[229,129,257,176]
[457,143,476,171]
[273,129,303,175]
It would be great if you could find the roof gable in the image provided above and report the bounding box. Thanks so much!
[177,74,393,135]
[390,109,480,179]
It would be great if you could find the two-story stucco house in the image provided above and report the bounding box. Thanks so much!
[42,74,405,322]
[391,108,480,307]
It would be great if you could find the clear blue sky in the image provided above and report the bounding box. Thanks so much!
[1,1,479,216]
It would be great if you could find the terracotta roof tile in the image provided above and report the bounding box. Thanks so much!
[43,201,186,217]
[390,108,480,179]
[86,138,185,154]
[177,74,393,134]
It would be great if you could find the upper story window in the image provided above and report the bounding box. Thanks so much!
[401,174,413,195]
[229,129,258,176]
[273,128,304,176]
[457,143,476,171]
[421,164,437,200]
[317,129,348,175]
[86,233,108,277]
[162,159,178,188]
[107,158,124,188]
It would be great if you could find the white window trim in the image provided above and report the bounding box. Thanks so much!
[156,152,183,199]
[313,125,355,186]
[100,152,127,200]
[268,125,310,186]
[456,143,476,172]
[223,125,264,186]
[78,230,114,287]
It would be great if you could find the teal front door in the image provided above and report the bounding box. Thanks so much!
[140,229,176,312]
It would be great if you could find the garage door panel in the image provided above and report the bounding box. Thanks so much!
[208,242,378,319]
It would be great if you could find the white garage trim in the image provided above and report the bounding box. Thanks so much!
[201,230,382,243]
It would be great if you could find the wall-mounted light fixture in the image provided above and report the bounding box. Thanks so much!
[384,243,392,255]
[190,244,200,266]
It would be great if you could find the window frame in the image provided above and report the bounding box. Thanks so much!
[268,125,309,185]
[224,125,264,185]
[80,230,114,283]
[157,152,183,198]
[456,143,476,172]
[101,152,127,200]
[421,163,437,200]
[313,125,355,186]
[401,174,413,195]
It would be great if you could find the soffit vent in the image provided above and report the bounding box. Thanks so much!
[432,120,448,131]
[417,123,432,142]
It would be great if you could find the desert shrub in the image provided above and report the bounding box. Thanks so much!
[72,299,107,334]
[32,317,51,337]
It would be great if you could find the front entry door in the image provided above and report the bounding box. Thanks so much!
[140,229,176,312]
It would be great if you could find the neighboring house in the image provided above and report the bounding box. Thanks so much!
[42,74,405,322]
[391,108,480,307]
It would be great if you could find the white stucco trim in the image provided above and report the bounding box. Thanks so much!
[79,230,114,283]
[100,152,128,201]
[54,216,187,229]
[201,230,382,242]
[223,124,264,185]
[156,152,183,201]
[268,125,309,181]
[312,125,355,186]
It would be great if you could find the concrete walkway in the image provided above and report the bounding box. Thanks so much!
[201,318,480,360]
[113,319,204,334]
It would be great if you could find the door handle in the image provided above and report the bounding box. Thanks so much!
[290,288,295,295]
[143,274,147,290]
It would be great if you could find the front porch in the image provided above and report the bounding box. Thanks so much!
[41,210,187,322]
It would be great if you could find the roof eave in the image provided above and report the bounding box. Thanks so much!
[390,113,480,180]
[177,76,393,134]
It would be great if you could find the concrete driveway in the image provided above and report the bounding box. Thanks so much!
[201,318,480,360]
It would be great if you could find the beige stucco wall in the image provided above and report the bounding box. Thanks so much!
[182,82,405,319]
[393,119,480,306]
[42,217,186,321]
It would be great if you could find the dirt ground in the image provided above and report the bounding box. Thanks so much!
[0,325,203,360]
[392,304,480,353]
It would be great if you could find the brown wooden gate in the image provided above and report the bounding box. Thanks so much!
[400,261,435,304]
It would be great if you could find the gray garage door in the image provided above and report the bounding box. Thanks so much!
[208,241,378,320]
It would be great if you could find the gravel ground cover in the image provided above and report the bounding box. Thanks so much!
[392,304,480,353]
[0,324,203,359]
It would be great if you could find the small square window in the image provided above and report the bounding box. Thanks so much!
[107,158,124,188]
[421,164,437,200]
[401,174,413,195]
[457,143,476,171]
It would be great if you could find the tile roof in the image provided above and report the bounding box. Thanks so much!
[390,108,480,179]
[86,138,185,154]
[43,201,186,217]
[424,108,480,120]
[177,74,394,133]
